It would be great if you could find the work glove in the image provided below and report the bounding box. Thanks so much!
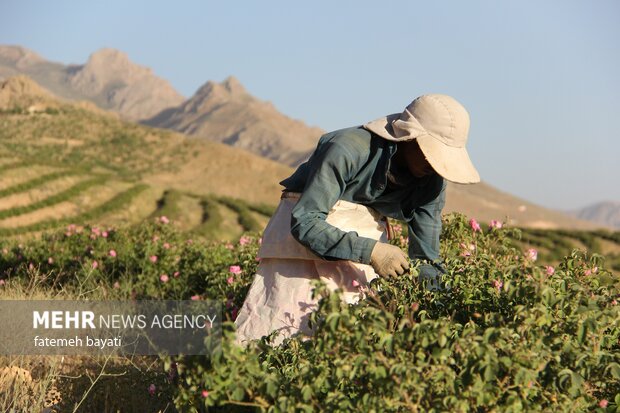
[418,261,449,292]
[370,242,410,278]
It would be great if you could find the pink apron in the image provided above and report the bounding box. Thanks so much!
[233,192,389,347]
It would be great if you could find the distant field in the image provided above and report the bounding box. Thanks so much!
[514,227,620,271]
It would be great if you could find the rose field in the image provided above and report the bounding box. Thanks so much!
[0,213,618,412]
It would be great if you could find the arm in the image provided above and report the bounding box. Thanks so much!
[289,139,378,264]
[407,178,447,288]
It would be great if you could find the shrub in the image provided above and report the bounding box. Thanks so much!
[172,213,619,412]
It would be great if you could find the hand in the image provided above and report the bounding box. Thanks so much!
[370,242,410,278]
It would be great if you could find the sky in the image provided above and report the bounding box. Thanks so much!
[1,0,619,211]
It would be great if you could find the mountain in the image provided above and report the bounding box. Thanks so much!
[568,201,620,229]
[0,45,323,166]
[0,45,184,120]
[142,76,323,166]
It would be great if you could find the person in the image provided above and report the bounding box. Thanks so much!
[234,94,480,347]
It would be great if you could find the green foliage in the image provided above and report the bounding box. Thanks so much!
[150,189,184,222]
[193,197,224,238]
[171,213,619,412]
[217,196,262,232]
[0,211,618,411]
[0,218,260,310]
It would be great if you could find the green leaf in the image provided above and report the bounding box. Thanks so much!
[605,362,620,379]
[301,384,313,402]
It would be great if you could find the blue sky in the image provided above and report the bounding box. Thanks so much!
[1,0,618,210]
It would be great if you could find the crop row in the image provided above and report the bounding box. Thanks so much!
[0,169,84,198]
[0,176,109,220]
[215,196,263,232]
[148,190,274,237]
[192,197,224,237]
[0,160,32,174]
[0,184,149,236]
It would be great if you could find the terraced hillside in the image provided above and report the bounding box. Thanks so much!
[0,76,292,239]
[0,158,277,240]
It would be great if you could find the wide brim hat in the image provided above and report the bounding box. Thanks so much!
[363,94,480,184]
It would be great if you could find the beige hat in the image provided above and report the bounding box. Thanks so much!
[363,94,480,184]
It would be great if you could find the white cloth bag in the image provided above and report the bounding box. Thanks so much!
[233,192,388,347]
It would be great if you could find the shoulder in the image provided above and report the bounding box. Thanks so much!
[318,126,372,157]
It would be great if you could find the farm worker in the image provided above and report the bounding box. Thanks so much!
[234,94,480,347]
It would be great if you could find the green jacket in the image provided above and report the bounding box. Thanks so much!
[279,126,446,278]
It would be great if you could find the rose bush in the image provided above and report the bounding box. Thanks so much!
[172,213,619,412]
[1,213,618,412]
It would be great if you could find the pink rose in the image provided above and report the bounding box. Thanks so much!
[102,231,108,238]
[599,399,608,408]
[160,274,169,283]
[163,242,171,249]
[239,236,251,246]
[202,389,209,398]
[489,220,503,230]
[229,265,242,275]
[149,255,158,263]
[92,260,98,269]
[190,295,201,301]
[173,271,180,278]
[227,276,234,285]
[469,218,482,232]
[492,279,503,291]
[525,248,538,262]
[109,249,117,257]
[545,266,555,275]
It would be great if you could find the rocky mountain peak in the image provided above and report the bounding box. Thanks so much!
[0,45,45,69]
[221,75,246,95]
[84,48,134,72]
